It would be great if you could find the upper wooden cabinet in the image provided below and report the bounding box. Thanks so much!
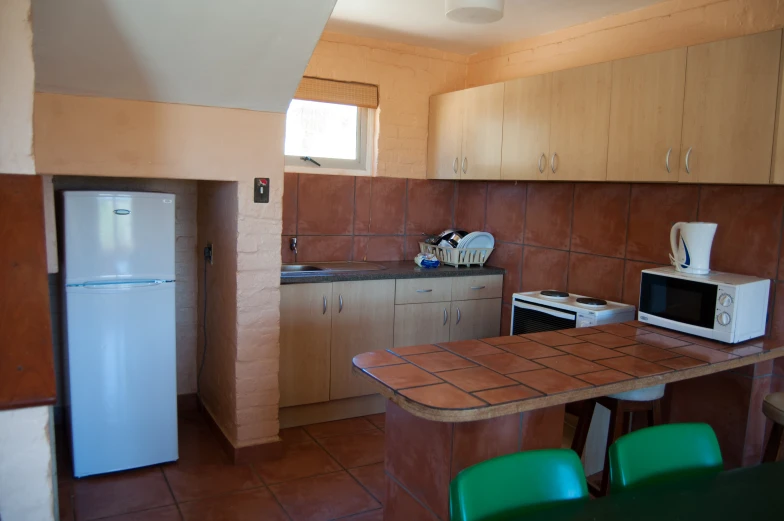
[502,74,552,180]
[680,31,781,184]
[549,62,613,181]
[607,49,687,182]
[427,84,504,180]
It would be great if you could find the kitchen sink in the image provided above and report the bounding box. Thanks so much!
[281,265,324,272]
[281,261,388,274]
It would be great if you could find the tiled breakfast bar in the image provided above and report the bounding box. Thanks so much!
[352,321,784,521]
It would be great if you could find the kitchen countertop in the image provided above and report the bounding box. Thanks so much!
[280,260,504,284]
[352,321,784,422]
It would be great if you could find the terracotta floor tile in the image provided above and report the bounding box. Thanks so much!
[676,335,734,350]
[658,356,708,370]
[518,331,579,346]
[470,353,543,374]
[577,369,634,386]
[364,413,385,431]
[388,344,442,356]
[536,355,605,376]
[437,367,516,392]
[438,340,504,358]
[304,418,377,439]
[624,320,648,328]
[162,461,261,503]
[616,344,681,362]
[252,439,341,484]
[363,364,442,390]
[340,509,383,521]
[722,345,765,357]
[501,341,563,359]
[399,383,485,409]
[353,351,404,369]
[559,327,600,337]
[73,467,174,521]
[101,506,182,521]
[598,356,672,377]
[404,351,477,372]
[179,488,289,521]
[317,430,385,468]
[579,332,638,349]
[348,463,386,504]
[269,471,380,521]
[556,343,625,361]
[638,325,687,338]
[59,482,74,521]
[670,344,739,364]
[474,385,541,404]
[593,323,640,337]
[508,369,592,394]
[634,332,692,349]
[177,417,229,465]
[481,335,524,346]
[278,427,312,444]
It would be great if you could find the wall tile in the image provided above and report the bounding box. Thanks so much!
[486,182,526,244]
[297,174,355,235]
[626,184,699,264]
[500,303,513,336]
[354,177,407,235]
[571,183,630,258]
[568,252,624,302]
[407,179,455,236]
[404,235,423,260]
[491,242,523,303]
[622,260,666,307]
[454,181,487,232]
[524,183,573,250]
[769,282,784,339]
[521,246,569,292]
[353,236,405,262]
[282,173,298,235]
[698,186,784,280]
[296,236,353,262]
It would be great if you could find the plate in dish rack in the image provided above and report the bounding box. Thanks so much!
[457,232,495,249]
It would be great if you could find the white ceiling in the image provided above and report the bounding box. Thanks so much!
[32,0,337,113]
[326,0,667,55]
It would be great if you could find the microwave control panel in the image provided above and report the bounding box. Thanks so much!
[714,285,736,329]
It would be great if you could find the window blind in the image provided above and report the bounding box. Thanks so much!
[294,77,379,109]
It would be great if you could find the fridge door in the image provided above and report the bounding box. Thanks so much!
[63,191,175,285]
[65,281,177,477]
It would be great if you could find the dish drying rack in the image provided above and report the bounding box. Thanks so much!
[418,242,493,268]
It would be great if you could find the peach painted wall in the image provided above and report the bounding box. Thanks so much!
[303,32,467,179]
[467,0,784,87]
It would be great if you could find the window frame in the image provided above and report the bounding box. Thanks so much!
[284,103,375,177]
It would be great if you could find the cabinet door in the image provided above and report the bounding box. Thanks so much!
[450,299,502,342]
[680,31,781,184]
[607,49,687,182]
[461,83,504,180]
[393,302,451,348]
[502,74,551,180]
[330,280,395,400]
[549,62,612,181]
[427,90,464,180]
[279,283,332,407]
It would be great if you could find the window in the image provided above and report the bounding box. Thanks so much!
[284,78,377,175]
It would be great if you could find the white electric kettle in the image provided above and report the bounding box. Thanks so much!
[669,222,718,275]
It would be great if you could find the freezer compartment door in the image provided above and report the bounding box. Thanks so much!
[65,282,178,477]
[63,191,175,285]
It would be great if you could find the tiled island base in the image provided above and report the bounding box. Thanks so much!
[383,402,565,521]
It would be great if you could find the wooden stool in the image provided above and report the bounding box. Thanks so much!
[571,395,663,496]
[762,392,784,463]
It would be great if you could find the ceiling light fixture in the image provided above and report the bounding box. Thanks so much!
[445,0,504,24]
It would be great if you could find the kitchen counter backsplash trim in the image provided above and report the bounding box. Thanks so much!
[280,261,503,285]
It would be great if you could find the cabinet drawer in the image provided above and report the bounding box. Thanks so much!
[394,302,451,348]
[395,277,452,304]
[452,275,502,301]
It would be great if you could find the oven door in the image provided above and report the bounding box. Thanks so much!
[512,299,577,335]
[639,272,717,330]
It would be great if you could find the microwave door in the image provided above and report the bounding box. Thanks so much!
[512,301,577,335]
[639,273,717,328]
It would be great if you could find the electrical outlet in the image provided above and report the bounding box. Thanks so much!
[204,244,213,265]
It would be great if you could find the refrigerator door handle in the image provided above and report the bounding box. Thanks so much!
[77,280,167,289]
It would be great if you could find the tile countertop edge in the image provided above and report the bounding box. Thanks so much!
[351,346,784,423]
[280,261,505,285]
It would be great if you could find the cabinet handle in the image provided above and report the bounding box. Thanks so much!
[462,157,467,174]
[323,296,327,314]
[456,307,461,325]
[443,308,448,325]
[538,153,546,174]
[470,285,486,290]
[339,294,343,313]
[665,147,672,173]
[685,147,692,174]
[453,157,458,174]
[416,289,433,293]
[550,153,558,174]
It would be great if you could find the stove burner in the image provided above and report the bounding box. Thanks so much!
[540,290,569,298]
[576,297,608,307]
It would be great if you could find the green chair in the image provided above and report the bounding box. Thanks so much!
[450,449,589,521]
[608,423,723,493]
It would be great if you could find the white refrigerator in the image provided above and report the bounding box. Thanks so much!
[62,191,178,477]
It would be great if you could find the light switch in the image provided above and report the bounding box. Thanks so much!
[254,178,270,203]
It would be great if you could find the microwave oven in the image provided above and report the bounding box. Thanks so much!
[638,266,770,344]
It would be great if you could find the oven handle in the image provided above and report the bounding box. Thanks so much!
[513,301,576,321]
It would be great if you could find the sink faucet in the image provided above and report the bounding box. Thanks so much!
[290,237,298,256]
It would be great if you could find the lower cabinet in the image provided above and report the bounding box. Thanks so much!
[450,298,503,341]
[393,302,451,348]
